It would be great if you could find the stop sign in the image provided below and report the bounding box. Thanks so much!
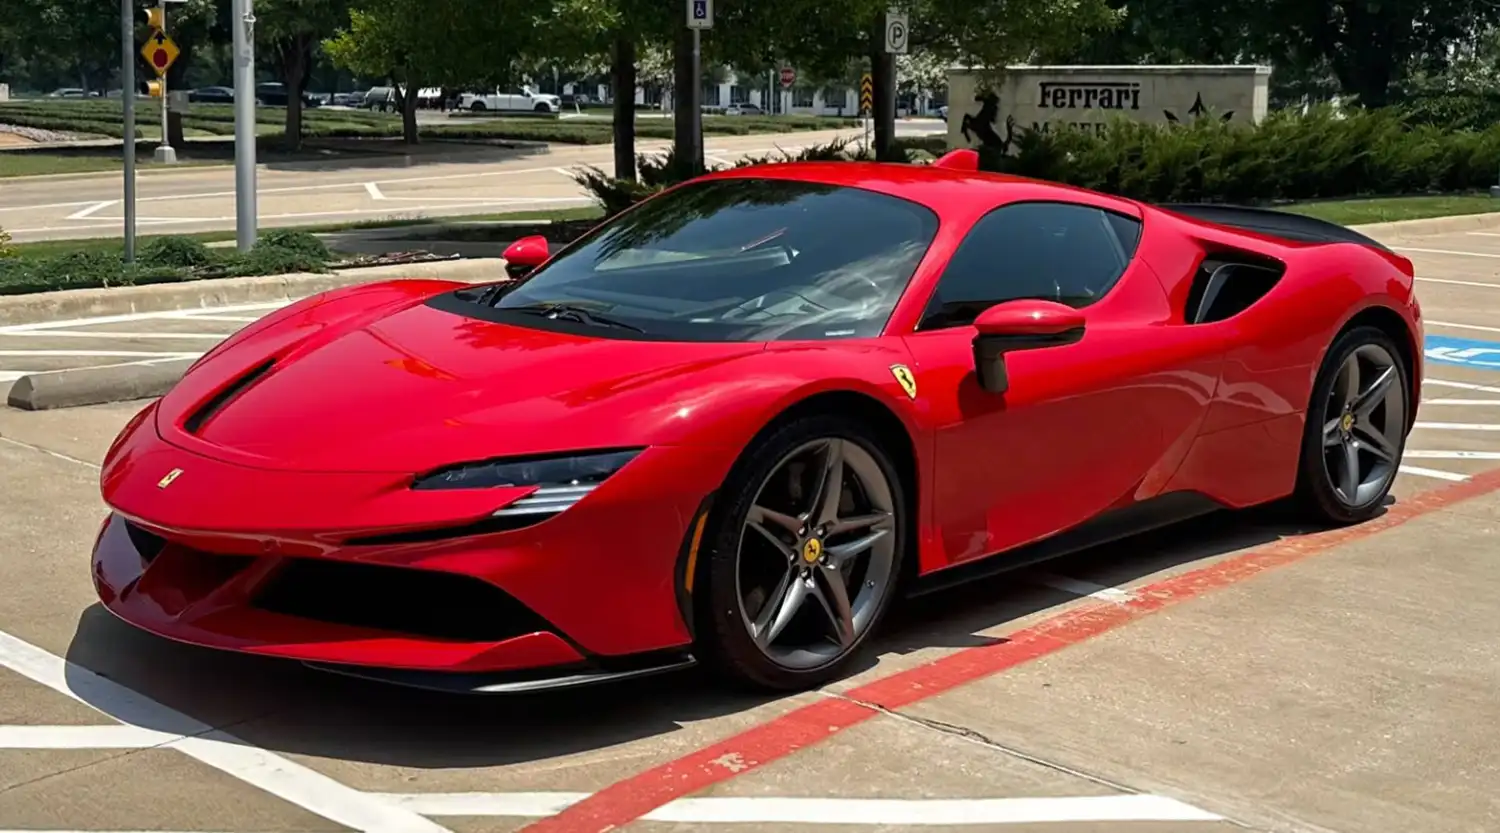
[779,67,796,89]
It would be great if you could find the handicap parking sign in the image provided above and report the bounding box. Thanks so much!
[1424,334,1500,370]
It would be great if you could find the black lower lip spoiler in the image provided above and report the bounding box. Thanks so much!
[301,653,697,695]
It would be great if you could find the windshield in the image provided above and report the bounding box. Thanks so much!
[470,178,940,342]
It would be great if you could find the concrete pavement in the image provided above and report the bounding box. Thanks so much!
[0,129,879,244]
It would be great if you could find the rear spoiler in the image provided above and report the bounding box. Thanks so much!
[1157,203,1392,254]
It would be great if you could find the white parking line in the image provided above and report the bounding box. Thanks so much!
[1427,320,1500,335]
[1399,246,1500,259]
[0,302,287,334]
[1427,399,1500,405]
[1427,379,1500,395]
[0,725,180,748]
[1417,276,1500,289]
[0,629,451,833]
[1405,450,1500,460]
[3,331,228,340]
[1414,422,1500,431]
[365,181,385,200]
[64,200,118,221]
[375,792,1224,824]
[0,349,199,358]
[1398,465,1470,482]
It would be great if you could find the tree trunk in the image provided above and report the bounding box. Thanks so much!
[283,37,310,152]
[400,76,420,144]
[165,54,189,148]
[611,36,637,181]
[672,23,702,177]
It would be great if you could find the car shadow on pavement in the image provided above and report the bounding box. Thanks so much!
[59,500,1356,772]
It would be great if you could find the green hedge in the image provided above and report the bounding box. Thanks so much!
[0,230,332,295]
[993,104,1500,203]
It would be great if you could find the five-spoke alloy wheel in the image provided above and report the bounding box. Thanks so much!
[696,415,907,690]
[1297,326,1411,523]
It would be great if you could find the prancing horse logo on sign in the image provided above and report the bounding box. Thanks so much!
[158,468,183,489]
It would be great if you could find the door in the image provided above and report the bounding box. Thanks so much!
[902,201,1228,566]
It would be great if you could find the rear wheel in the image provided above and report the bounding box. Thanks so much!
[1294,326,1409,523]
[695,415,906,691]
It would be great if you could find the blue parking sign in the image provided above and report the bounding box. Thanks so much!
[1424,334,1500,371]
[687,0,712,28]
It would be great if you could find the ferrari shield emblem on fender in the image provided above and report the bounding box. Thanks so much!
[157,468,182,489]
[889,364,917,400]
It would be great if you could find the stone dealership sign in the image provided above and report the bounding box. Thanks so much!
[946,64,1271,152]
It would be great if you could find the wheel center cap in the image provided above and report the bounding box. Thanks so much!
[801,538,823,564]
[1341,412,1355,433]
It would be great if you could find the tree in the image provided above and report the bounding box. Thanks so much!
[258,0,350,150]
[1057,0,1500,108]
[529,0,676,180]
[325,0,542,143]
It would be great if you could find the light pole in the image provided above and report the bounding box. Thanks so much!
[232,0,258,251]
[121,0,137,262]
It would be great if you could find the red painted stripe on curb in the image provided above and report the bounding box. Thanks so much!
[522,470,1500,833]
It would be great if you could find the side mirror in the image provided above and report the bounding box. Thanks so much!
[503,235,550,279]
[972,299,1086,394]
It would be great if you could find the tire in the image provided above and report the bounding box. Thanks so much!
[470,102,486,112]
[693,413,908,691]
[534,102,551,113]
[1293,325,1410,524]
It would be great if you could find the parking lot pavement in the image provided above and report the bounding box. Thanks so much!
[1,217,1500,832]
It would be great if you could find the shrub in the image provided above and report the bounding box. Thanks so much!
[223,246,328,277]
[0,227,13,259]
[254,228,330,261]
[138,235,216,269]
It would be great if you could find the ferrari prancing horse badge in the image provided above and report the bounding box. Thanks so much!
[889,364,917,400]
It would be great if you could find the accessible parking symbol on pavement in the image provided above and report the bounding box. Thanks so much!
[1425,334,1500,370]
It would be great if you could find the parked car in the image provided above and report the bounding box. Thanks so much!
[459,86,561,114]
[188,86,235,104]
[254,82,320,108]
[725,103,764,116]
[363,86,397,111]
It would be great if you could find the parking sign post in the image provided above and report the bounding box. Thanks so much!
[684,0,712,175]
[232,0,258,251]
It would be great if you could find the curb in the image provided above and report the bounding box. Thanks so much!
[0,257,506,326]
[7,359,193,411]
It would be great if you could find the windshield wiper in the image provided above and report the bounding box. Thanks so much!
[504,303,645,333]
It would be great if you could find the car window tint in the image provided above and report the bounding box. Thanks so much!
[919,202,1142,330]
[461,178,940,342]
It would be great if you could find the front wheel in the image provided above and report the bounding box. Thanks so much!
[534,102,552,113]
[695,415,907,691]
[1294,326,1410,523]
[469,101,487,112]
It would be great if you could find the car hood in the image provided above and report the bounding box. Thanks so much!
[154,295,770,473]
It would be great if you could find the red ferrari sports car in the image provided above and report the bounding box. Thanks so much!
[92,149,1422,693]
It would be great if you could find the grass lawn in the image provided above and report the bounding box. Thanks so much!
[1283,194,1499,225]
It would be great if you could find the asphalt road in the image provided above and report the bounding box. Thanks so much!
[0,121,945,244]
[0,216,1498,831]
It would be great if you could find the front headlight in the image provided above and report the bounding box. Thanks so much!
[412,449,642,518]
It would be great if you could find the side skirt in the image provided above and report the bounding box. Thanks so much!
[907,491,1226,598]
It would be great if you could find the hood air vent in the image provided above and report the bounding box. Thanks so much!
[184,359,276,435]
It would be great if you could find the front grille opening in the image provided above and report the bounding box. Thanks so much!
[184,358,276,434]
[252,558,554,642]
[343,514,553,547]
[124,520,167,563]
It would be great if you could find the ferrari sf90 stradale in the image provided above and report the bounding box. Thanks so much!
[93,149,1421,692]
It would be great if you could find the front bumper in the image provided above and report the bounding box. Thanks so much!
[93,421,738,684]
